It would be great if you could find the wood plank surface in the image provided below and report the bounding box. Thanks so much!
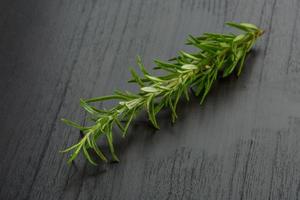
[0,0,300,199]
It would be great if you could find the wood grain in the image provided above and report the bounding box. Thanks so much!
[0,0,300,199]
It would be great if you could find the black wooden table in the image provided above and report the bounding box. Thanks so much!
[1,0,300,199]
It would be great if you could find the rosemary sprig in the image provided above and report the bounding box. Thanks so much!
[61,22,264,165]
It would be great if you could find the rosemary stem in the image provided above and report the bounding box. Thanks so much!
[62,22,264,164]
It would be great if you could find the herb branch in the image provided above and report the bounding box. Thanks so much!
[61,22,264,165]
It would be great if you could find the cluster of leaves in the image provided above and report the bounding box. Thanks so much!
[61,22,264,165]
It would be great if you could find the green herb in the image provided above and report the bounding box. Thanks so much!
[61,22,264,165]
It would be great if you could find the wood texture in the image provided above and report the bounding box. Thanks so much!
[0,0,300,199]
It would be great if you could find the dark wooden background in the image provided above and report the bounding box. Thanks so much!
[1,0,300,199]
